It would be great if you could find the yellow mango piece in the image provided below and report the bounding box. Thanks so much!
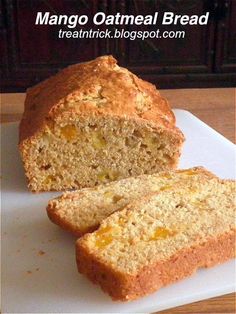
[98,171,109,182]
[104,190,114,199]
[95,234,113,249]
[61,125,77,141]
[104,191,122,203]
[143,136,159,149]
[96,226,113,236]
[43,175,55,185]
[159,185,173,191]
[95,226,115,249]
[150,227,175,240]
[98,169,120,182]
[91,132,106,149]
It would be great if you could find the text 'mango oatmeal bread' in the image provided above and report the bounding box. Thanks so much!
[19,56,184,191]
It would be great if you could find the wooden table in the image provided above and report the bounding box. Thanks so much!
[1,89,235,313]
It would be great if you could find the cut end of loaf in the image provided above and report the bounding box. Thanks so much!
[19,55,184,192]
[20,115,183,192]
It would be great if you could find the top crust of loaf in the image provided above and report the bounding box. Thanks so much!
[19,56,184,143]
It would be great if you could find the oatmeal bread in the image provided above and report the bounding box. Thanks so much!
[47,167,215,236]
[76,178,236,301]
[19,55,184,192]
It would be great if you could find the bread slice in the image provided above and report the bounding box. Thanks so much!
[47,167,215,237]
[19,55,184,192]
[76,178,235,301]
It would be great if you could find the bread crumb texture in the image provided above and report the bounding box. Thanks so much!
[47,167,215,236]
[76,178,236,301]
[19,55,184,191]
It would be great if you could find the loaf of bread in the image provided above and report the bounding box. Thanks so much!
[76,178,235,301]
[19,55,184,192]
[47,167,215,236]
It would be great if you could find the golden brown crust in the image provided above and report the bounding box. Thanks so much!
[19,55,184,144]
[76,230,235,301]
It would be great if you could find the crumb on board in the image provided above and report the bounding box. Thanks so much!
[26,268,40,274]
[38,250,45,256]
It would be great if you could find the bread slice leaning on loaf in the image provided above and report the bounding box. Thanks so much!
[76,178,236,301]
[47,167,215,236]
[19,55,184,192]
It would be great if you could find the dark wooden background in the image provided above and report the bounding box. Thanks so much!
[0,0,236,92]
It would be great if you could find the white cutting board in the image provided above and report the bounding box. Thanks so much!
[1,109,236,313]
